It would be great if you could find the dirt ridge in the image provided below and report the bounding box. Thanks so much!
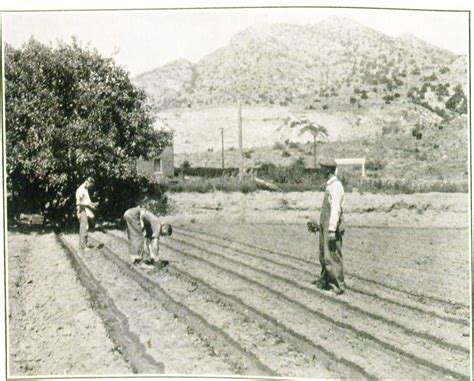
[166,235,468,378]
[160,241,465,379]
[157,240,466,379]
[173,229,469,353]
[176,227,468,325]
[104,231,376,379]
[178,226,469,310]
[56,235,164,374]
[89,236,277,377]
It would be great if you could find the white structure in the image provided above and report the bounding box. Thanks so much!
[335,158,366,177]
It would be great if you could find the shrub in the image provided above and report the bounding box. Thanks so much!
[423,73,438,81]
[175,167,239,178]
[382,122,401,135]
[168,176,257,193]
[254,158,326,189]
[445,84,467,114]
[356,178,467,194]
[365,158,386,171]
[417,152,429,161]
[274,142,285,151]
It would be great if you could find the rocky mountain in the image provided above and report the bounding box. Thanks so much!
[133,16,467,117]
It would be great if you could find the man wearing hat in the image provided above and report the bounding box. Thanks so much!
[76,177,98,251]
[315,158,346,295]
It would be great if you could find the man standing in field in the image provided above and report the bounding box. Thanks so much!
[76,177,98,251]
[123,206,172,269]
[315,159,346,295]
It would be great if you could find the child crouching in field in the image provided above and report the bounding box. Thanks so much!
[123,206,172,269]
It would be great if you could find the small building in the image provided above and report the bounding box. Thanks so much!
[137,145,174,181]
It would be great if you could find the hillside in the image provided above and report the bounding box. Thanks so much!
[175,114,469,186]
[133,16,467,117]
[157,102,444,154]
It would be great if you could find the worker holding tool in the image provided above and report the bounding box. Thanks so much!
[123,206,172,269]
[308,159,346,295]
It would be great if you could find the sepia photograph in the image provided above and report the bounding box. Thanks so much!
[1,1,471,379]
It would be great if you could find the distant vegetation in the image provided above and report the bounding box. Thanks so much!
[168,169,467,194]
[169,145,468,194]
[173,113,468,194]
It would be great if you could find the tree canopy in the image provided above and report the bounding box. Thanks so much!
[282,115,328,166]
[5,38,172,223]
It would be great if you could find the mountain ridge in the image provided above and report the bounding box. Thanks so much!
[132,16,466,117]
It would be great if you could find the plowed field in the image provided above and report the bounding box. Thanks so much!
[7,192,471,379]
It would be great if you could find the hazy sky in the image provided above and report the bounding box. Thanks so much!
[3,7,469,76]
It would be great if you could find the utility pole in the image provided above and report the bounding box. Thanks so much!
[238,101,243,181]
[313,135,317,167]
[220,128,225,169]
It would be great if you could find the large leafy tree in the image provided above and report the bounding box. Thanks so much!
[5,38,172,223]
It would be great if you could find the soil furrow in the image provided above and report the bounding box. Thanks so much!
[176,228,468,325]
[175,229,469,350]
[238,222,468,230]
[178,225,469,270]
[101,231,376,379]
[165,235,469,379]
[156,238,464,380]
[158,269,335,379]
[88,236,278,377]
[61,234,245,375]
[162,268,373,380]
[72,232,273,375]
[177,226,469,311]
[178,230,470,327]
[56,234,164,374]
[162,244,402,379]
